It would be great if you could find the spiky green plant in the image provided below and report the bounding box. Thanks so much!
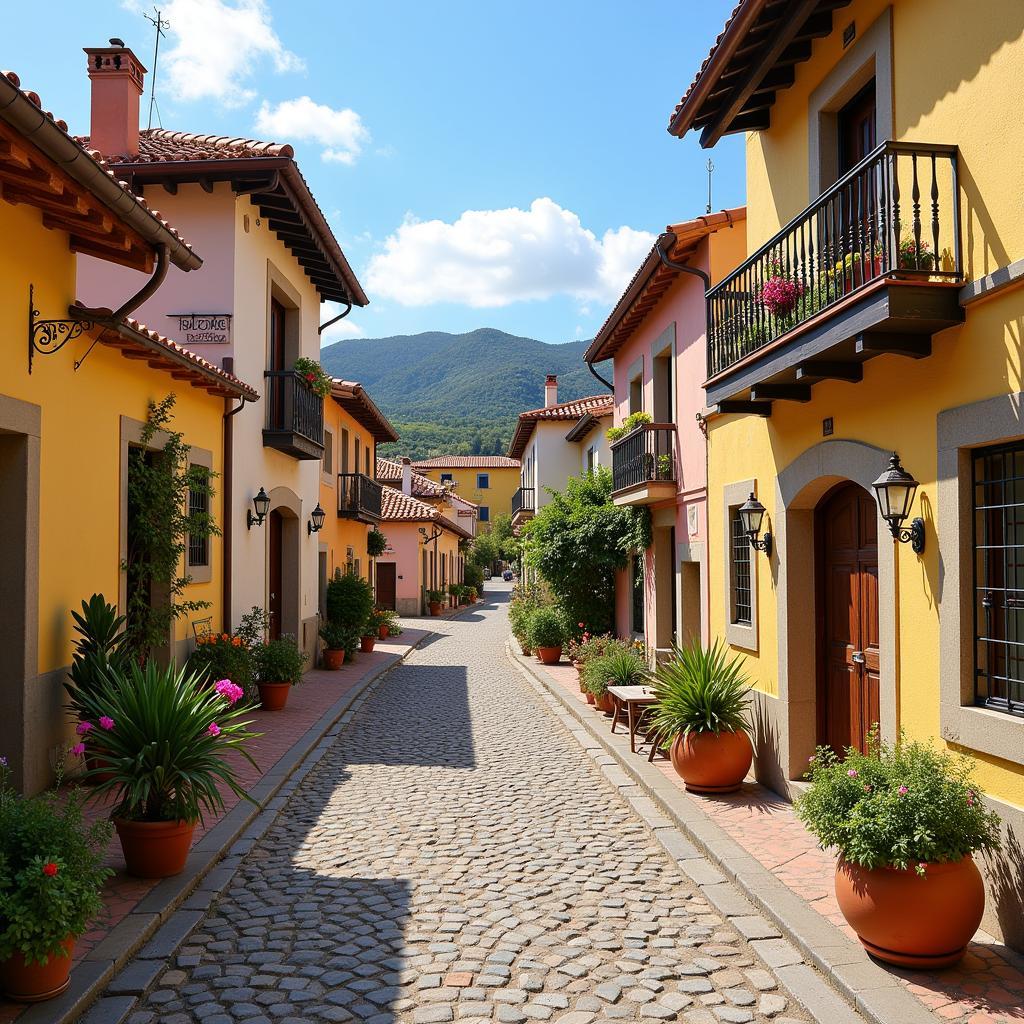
[648,640,752,742]
[581,644,646,697]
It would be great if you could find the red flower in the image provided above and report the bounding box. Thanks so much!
[42,862,59,877]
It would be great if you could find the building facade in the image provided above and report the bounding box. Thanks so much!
[412,455,520,529]
[669,0,1024,948]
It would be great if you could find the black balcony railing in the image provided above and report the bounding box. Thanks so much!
[707,141,961,378]
[264,370,324,449]
[512,486,535,517]
[611,424,676,493]
[337,472,383,521]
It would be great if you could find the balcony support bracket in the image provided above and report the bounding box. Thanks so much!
[796,361,863,383]
[855,332,932,359]
[715,401,772,417]
[750,384,812,402]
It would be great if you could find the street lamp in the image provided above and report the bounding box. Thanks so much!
[737,492,772,557]
[307,502,326,536]
[247,487,270,530]
[872,452,925,553]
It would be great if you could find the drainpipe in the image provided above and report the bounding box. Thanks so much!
[319,299,352,336]
[222,394,250,630]
[72,243,170,323]
[586,357,614,392]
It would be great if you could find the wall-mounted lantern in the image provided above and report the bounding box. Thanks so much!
[308,503,326,536]
[247,487,270,530]
[737,492,772,557]
[872,452,925,554]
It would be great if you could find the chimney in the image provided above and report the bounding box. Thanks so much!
[401,457,412,496]
[545,374,558,408]
[84,40,146,158]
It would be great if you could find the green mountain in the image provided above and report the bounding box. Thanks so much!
[319,328,611,460]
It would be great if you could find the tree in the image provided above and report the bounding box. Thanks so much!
[522,467,650,635]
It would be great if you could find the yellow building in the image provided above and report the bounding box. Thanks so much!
[412,455,520,529]
[317,380,398,603]
[669,0,1024,949]
[0,71,256,793]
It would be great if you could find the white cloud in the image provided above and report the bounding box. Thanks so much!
[365,198,655,309]
[127,0,304,107]
[255,97,369,165]
[318,302,365,345]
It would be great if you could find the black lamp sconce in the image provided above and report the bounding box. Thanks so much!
[247,487,270,530]
[872,452,925,554]
[308,503,326,536]
[737,493,772,557]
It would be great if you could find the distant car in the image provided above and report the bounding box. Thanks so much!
[502,569,514,581]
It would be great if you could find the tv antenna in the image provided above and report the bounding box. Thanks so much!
[144,7,169,130]
[706,158,715,214]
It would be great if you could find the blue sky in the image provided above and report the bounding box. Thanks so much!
[3,0,744,347]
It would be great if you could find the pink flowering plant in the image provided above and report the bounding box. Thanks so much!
[292,357,333,399]
[758,255,805,318]
[795,730,1001,875]
[76,661,260,825]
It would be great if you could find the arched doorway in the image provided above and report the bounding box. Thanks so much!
[816,482,880,754]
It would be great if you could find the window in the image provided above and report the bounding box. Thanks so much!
[441,472,453,484]
[632,555,644,634]
[586,446,596,473]
[973,443,1024,717]
[341,428,350,473]
[479,506,490,523]
[323,430,334,475]
[477,473,490,489]
[730,508,752,626]
[187,468,210,568]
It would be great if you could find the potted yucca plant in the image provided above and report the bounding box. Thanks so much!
[78,663,258,877]
[583,646,647,714]
[648,640,753,793]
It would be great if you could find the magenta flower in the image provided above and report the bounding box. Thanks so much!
[207,722,221,738]
[807,755,815,763]
[99,716,115,731]
[847,768,858,778]
[76,721,93,735]
[70,743,85,757]
[214,680,244,705]
[898,785,909,796]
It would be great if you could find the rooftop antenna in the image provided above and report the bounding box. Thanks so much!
[706,158,715,214]
[144,7,169,130]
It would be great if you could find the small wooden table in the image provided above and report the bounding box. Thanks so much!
[608,685,658,753]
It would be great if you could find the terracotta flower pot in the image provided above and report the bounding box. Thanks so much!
[429,602,443,617]
[595,692,614,715]
[536,646,563,666]
[834,855,984,968]
[258,681,291,711]
[669,730,752,793]
[322,648,345,671]
[584,691,596,706]
[378,624,389,640]
[0,936,75,1002]
[360,635,376,653]
[115,818,195,878]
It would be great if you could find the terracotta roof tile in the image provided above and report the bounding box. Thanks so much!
[379,485,473,540]
[330,379,398,443]
[507,395,614,460]
[412,455,520,469]
[76,128,295,165]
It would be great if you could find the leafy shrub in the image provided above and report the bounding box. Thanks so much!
[0,762,111,965]
[580,639,632,697]
[463,560,484,592]
[583,647,647,697]
[795,733,1002,874]
[467,586,478,601]
[254,635,306,685]
[319,622,348,651]
[648,640,752,741]
[292,356,332,398]
[566,630,615,665]
[374,608,402,636]
[606,411,653,443]
[77,662,259,824]
[189,632,254,699]
[326,570,375,631]
[526,607,566,649]
[426,589,446,603]
[234,606,270,648]
[367,528,388,557]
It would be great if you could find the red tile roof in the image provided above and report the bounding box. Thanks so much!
[379,485,473,540]
[507,395,613,460]
[586,208,746,364]
[412,455,520,469]
[330,380,398,443]
[376,457,480,507]
[94,129,295,163]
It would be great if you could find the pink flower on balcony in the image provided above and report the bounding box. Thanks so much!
[759,274,805,317]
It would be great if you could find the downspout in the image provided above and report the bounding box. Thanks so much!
[72,243,171,323]
[586,357,614,392]
[319,299,352,336]
[234,171,280,198]
[222,395,250,630]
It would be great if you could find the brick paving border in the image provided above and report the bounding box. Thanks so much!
[507,644,938,1024]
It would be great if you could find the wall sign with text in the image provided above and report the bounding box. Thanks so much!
[168,313,232,345]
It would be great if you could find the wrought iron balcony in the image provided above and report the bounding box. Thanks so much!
[262,370,324,460]
[337,472,383,523]
[705,141,964,412]
[610,423,676,505]
[511,486,535,521]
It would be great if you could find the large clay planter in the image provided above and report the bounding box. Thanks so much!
[428,602,443,617]
[0,937,75,1002]
[595,692,614,715]
[378,624,389,640]
[360,635,376,653]
[258,681,291,711]
[115,818,195,878]
[584,691,596,706]
[835,856,984,968]
[322,648,345,670]
[536,645,563,666]
[669,730,752,794]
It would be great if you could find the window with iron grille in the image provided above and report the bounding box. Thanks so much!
[730,508,752,626]
[973,443,1024,717]
[187,469,210,568]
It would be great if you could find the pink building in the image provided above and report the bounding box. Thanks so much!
[584,209,746,656]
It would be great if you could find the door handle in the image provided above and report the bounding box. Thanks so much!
[852,651,866,664]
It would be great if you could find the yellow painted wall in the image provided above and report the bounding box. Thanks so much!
[416,465,519,527]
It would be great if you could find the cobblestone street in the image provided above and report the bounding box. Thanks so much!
[121,587,830,1024]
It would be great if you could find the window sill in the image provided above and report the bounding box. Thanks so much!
[726,620,757,652]
[941,701,1024,767]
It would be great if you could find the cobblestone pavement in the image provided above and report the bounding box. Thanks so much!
[125,587,822,1024]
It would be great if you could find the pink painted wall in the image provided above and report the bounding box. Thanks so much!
[377,523,423,615]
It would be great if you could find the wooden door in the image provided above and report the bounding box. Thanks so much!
[838,80,876,175]
[269,299,286,429]
[377,563,397,611]
[818,483,880,754]
[268,509,283,639]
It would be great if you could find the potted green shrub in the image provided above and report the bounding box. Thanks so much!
[795,734,1001,968]
[426,589,445,616]
[583,645,646,714]
[253,635,306,710]
[360,611,378,653]
[448,583,460,609]
[367,527,388,558]
[374,608,400,640]
[319,622,348,670]
[648,640,753,793]
[0,760,111,1001]
[78,662,258,877]
[327,570,375,633]
[526,607,567,665]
